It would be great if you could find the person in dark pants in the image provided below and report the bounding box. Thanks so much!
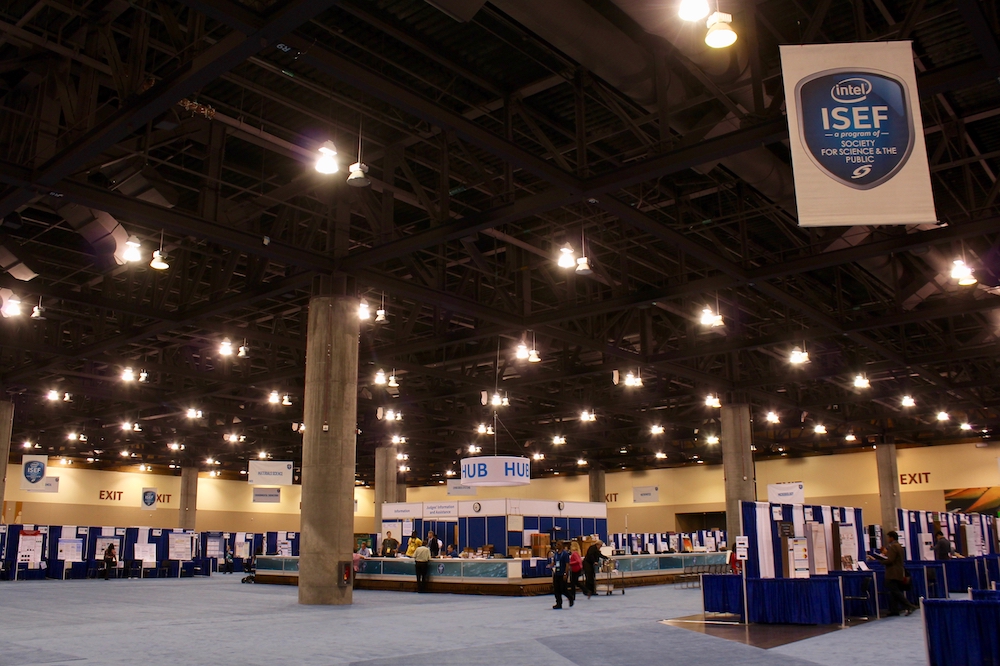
[933,531,952,561]
[413,542,431,592]
[884,531,918,616]
[223,547,234,574]
[550,541,573,609]
[102,544,117,580]
[426,530,440,558]
[583,540,608,597]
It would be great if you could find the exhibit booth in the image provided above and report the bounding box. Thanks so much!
[609,530,727,554]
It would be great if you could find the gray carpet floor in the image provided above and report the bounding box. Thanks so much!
[0,577,929,665]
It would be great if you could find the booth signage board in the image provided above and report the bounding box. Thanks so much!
[383,503,421,519]
[423,502,458,519]
[134,543,157,565]
[168,533,193,560]
[780,42,936,227]
[141,487,157,510]
[252,487,281,503]
[839,524,859,570]
[735,536,749,548]
[446,480,477,496]
[735,546,749,561]
[806,522,829,575]
[767,483,805,504]
[206,537,224,558]
[247,460,294,486]
[787,537,811,579]
[27,476,59,493]
[20,455,48,490]
[57,538,83,562]
[633,486,659,503]
[460,456,530,486]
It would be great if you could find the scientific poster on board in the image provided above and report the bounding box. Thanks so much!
[57,538,83,562]
[168,533,193,560]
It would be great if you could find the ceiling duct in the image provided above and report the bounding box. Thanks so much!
[0,231,38,281]
[425,0,488,22]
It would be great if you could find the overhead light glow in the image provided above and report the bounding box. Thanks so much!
[282,394,292,406]
[121,367,135,382]
[580,410,596,422]
[516,343,529,360]
[552,435,566,445]
[655,452,667,459]
[31,304,45,319]
[396,452,409,461]
[47,389,59,401]
[650,425,664,435]
[63,392,72,402]
[766,411,780,424]
[68,432,78,441]
[387,372,399,388]
[678,0,710,21]
[445,469,455,476]
[814,424,827,434]
[358,299,371,320]
[315,140,338,174]
[960,422,972,431]
[854,374,870,389]
[123,235,142,262]
[528,348,541,363]
[557,243,576,268]
[150,250,169,270]
[789,346,810,364]
[374,369,386,385]
[706,435,720,445]
[575,256,592,275]
[532,453,544,461]
[845,432,857,442]
[1,294,21,317]
[477,423,487,434]
[238,342,249,358]
[468,444,481,454]
[121,422,131,431]
[705,394,721,408]
[219,338,233,356]
[120,450,131,457]
[705,11,737,48]
[23,441,32,449]
[186,408,202,419]
[700,307,723,327]
[169,443,180,451]
[951,259,977,286]
[491,392,502,406]
[577,458,588,465]
[936,411,950,422]
[269,390,280,404]
[901,395,915,408]
[139,370,148,383]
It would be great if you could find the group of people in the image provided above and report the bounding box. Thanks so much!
[549,539,608,609]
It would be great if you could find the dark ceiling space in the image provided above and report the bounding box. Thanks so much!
[1,0,999,486]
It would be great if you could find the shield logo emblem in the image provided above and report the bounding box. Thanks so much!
[23,460,45,484]
[143,491,157,508]
[794,68,914,190]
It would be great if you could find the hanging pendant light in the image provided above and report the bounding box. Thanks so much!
[678,0,710,21]
[358,299,371,320]
[516,342,529,360]
[315,140,338,174]
[374,369,386,385]
[123,235,142,263]
[705,11,737,48]
[347,120,371,187]
[150,231,169,270]
[1,293,21,317]
[282,394,292,406]
[375,293,387,323]
[387,370,399,388]
[31,297,45,320]
[557,243,576,268]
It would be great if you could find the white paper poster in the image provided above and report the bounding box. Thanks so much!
[767,483,805,505]
[168,533,193,560]
[141,487,157,510]
[57,538,83,562]
[134,543,157,565]
[632,486,659,503]
[780,42,936,227]
[247,460,294,486]
[20,455,48,490]
[17,532,43,564]
[252,487,281,503]
[839,524,859,570]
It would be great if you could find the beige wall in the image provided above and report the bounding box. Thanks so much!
[4,442,998,533]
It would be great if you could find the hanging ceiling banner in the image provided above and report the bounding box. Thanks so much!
[780,42,936,227]
[247,460,294,486]
[20,455,48,490]
[460,456,531,487]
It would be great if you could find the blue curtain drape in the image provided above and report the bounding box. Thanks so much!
[971,589,1000,601]
[746,577,842,624]
[703,574,744,618]
[944,558,982,592]
[924,600,1000,666]
[741,501,761,579]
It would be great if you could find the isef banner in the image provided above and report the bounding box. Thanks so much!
[20,454,48,490]
[141,488,158,510]
[780,42,936,227]
[247,460,293,485]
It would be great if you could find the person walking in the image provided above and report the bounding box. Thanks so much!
[569,544,586,598]
[583,540,608,597]
[884,531,918,616]
[223,546,234,574]
[102,543,117,580]
[413,541,432,592]
[550,541,574,609]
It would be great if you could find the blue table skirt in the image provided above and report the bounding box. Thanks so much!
[828,570,880,617]
[703,575,843,625]
[944,559,983,592]
[924,600,1000,666]
[971,589,1000,601]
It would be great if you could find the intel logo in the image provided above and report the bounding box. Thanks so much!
[830,78,872,103]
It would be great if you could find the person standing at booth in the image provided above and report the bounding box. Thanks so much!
[405,531,423,557]
[583,540,608,598]
[884,531,918,616]
[102,543,117,580]
[934,531,952,561]
[413,542,431,592]
[381,531,399,557]
[426,530,440,558]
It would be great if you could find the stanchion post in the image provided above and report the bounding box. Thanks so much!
[741,565,748,626]
[923,565,930,600]
[942,563,949,598]
[920,597,929,666]
[873,570,880,619]
[839,575,846,628]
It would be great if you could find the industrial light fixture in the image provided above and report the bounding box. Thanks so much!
[936,411,950,422]
[814,424,827,434]
[47,389,59,401]
[468,444,481,454]
[532,453,545,461]
[700,307,723,327]
[347,120,371,187]
[766,411,780,424]
[123,235,142,262]
[219,338,233,356]
[528,331,541,363]
[655,452,667,459]
[501,394,510,407]
[650,425,664,435]
[258,451,267,459]
[150,231,169,270]
[281,394,292,406]
[853,374,870,389]
[580,410,596,422]
[516,342,529,360]
[391,435,406,444]
[624,370,643,387]
[552,435,566,445]
[396,452,409,461]
[358,299,371,320]
[121,367,135,382]
[238,341,249,358]
[2,294,21,317]
[678,0,710,21]
[557,243,576,268]
[375,293,387,323]
[398,464,410,472]
[575,230,592,275]
[445,469,456,476]
[186,408,202,419]
[31,298,45,319]
[950,259,977,286]
[269,391,280,404]
[315,140,338,174]
[901,395,916,408]
[705,394,721,408]
[491,392,502,406]
[121,449,131,457]
[387,371,399,388]
[132,422,142,432]
[477,423,487,434]
[705,11,737,48]
[23,441,32,449]
[374,369,386,385]
[960,422,972,431]
[789,346,810,364]
[706,434,720,445]
[169,443,181,451]
[139,370,148,383]
[68,432,78,441]
[845,432,857,442]
[577,458,588,465]
[63,392,72,402]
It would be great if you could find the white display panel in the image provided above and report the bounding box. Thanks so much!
[57,538,83,562]
[168,533,193,560]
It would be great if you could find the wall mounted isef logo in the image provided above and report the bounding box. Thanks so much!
[795,68,914,190]
[23,460,45,483]
[142,490,157,507]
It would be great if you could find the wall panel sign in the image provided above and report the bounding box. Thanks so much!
[20,455,47,490]
[767,482,805,504]
[141,487,157,510]
[252,487,281,503]
[632,486,659,503]
[780,42,936,227]
[247,461,294,485]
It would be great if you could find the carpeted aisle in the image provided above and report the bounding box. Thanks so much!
[0,577,927,665]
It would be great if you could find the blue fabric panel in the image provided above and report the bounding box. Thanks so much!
[569,518,583,538]
[486,516,506,551]
[554,517,568,539]
[742,502,761,579]
[596,519,607,541]
[703,574,744,619]
[746,577,842,625]
[583,518,596,536]
[972,590,1000,601]
[458,518,468,551]
[508,531,522,548]
[944,558,983,592]
[468,517,486,549]
[539,517,553,534]
[772,504,793,579]
[829,570,880,616]
[290,532,300,556]
[924,600,1000,666]
[524,516,539,530]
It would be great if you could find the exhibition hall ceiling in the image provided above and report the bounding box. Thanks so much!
[1,0,999,484]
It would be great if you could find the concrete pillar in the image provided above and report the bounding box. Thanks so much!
[299,295,359,606]
[179,467,198,530]
[373,444,399,531]
[876,438,901,532]
[397,483,407,503]
[588,467,606,504]
[0,401,13,522]
[720,403,756,540]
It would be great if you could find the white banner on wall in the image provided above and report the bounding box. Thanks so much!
[27,476,59,493]
[767,482,805,504]
[20,455,48,490]
[252,487,281,503]
[247,461,294,485]
[446,480,477,496]
[423,502,459,519]
[780,42,936,227]
[633,486,659,503]
[141,487,157,510]
[382,503,421,518]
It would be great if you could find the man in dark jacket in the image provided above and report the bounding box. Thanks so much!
[884,531,918,616]
[583,540,609,597]
[933,531,952,561]
[550,542,573,609]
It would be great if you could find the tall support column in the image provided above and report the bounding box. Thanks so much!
[397,483,407,503]
[0,401,13,521]
[299,295,359,606]
[588,466,606,504]
[179,467,198,530]
[373,444,399,532]
[876,437,901,531]
[721,404,756,540]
